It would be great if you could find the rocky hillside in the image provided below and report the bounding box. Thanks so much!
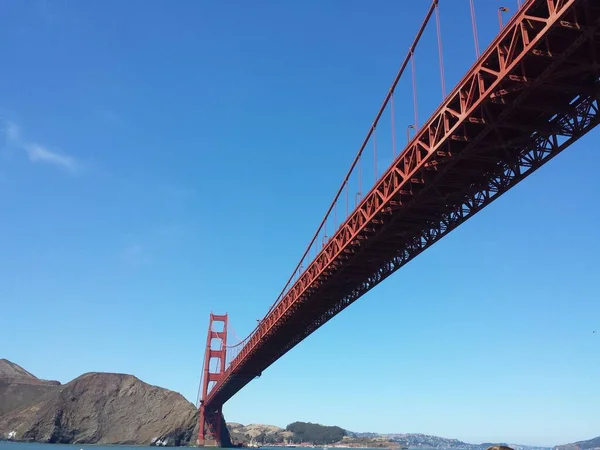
[0,359,37,379]
[554,437,600,450]
[228,422,293,444]
[0,359,61,417]
[0,360,198,446]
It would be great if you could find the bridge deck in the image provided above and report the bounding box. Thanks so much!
[205,0,600,409]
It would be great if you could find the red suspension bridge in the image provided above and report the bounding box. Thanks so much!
[197,0,600,445]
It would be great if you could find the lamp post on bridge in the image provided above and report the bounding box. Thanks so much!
[498,7,509,30]
[406,124,415,144]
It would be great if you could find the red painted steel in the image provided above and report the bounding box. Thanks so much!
[198,314,228,446]
[435,2,447,98]
[201,0,600,432]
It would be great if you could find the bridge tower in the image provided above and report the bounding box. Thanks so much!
[198,313,228,447]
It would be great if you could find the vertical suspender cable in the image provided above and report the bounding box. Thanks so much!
[469,0,480,58]
[261,0,439,333]
[373,128,378,179]
[411,51,419,129]
[391,93,396,158]
[435,1,447,98]
[358,155,363,201]
[345,181,349,218]
[334,201,337,231]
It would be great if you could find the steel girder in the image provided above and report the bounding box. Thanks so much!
[205,0,600,409]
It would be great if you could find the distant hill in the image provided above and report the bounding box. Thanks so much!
[0,359,199,446]
[554,436,600,450]
[346,431,552,450]
[373,432,469,449]
[286,422,346,445]
[0,359,61,417]
[227,422,396,447]
[225,425,552,449]
[0,359,37,379]
[227,423,293,444]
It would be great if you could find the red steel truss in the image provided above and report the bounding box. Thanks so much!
[201,0,600,431]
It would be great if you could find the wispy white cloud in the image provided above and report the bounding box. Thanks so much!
[24,143,79,173]
[2,120,80,173]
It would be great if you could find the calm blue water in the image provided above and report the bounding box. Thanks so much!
[0,444,389,450]
[0,444,156,450]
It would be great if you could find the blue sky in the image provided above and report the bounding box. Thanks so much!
[1,0,599,447]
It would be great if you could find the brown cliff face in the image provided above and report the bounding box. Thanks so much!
[0,359,37,379]
[0,361,199,446]
[0,359,61,417]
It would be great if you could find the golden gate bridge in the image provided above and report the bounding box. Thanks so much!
[196,0,600,445]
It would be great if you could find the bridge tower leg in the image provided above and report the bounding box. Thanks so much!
[198,313,228,447]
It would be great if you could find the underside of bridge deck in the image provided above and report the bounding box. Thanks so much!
[201,0,600,442]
